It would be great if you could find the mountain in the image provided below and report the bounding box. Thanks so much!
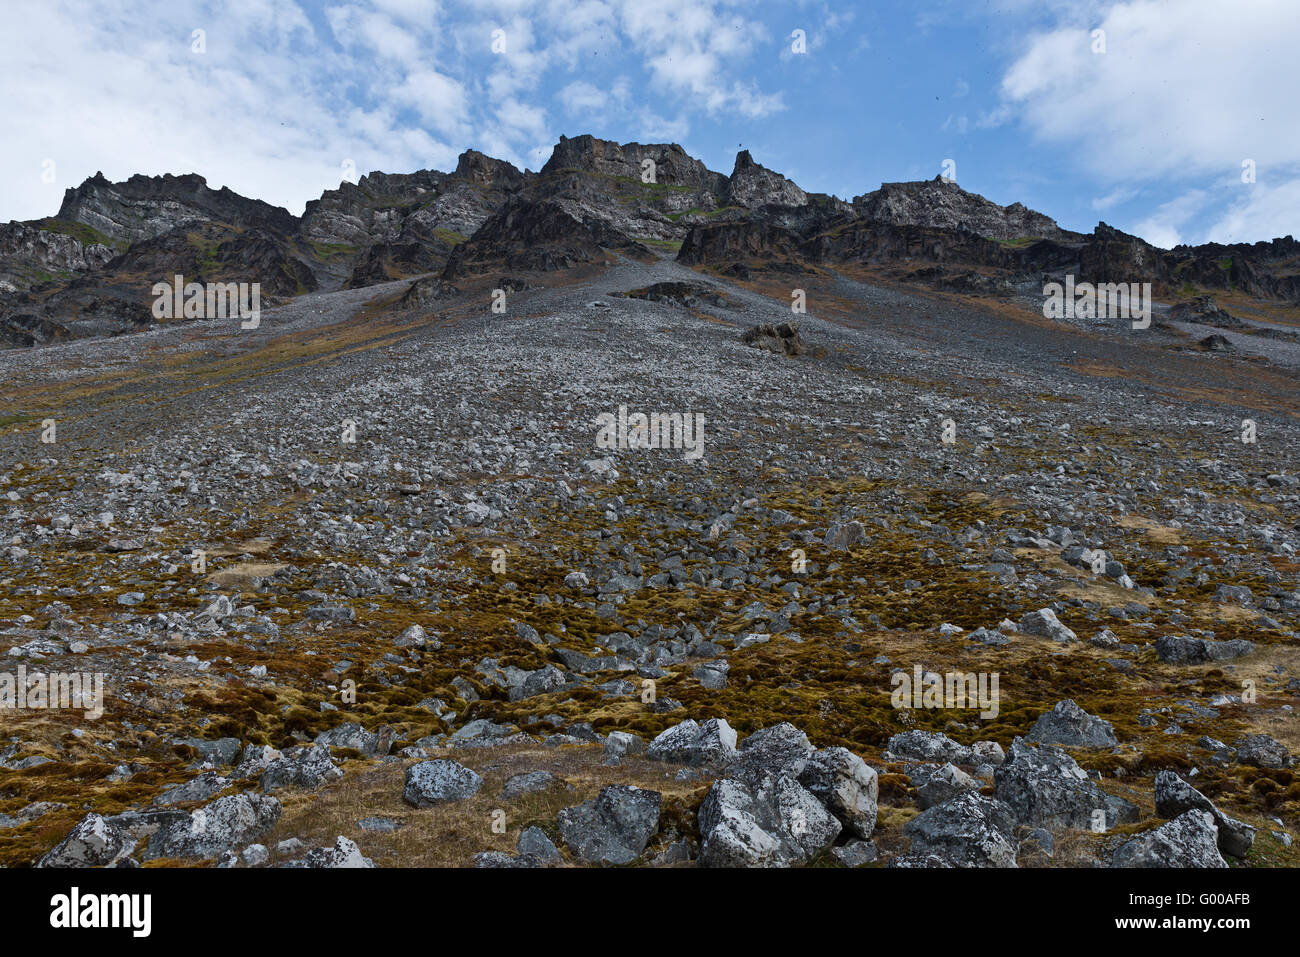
[0,134,1296,347]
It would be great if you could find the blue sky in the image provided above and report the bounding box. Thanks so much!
[3,0,1297,247]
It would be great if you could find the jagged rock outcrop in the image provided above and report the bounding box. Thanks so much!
[301,150,526,286]
[1153,771,1255,857]
[0,221,114,291]
[727,150,808,209]
[541,134,725,194]
[853,176,1077,242]
[902,791,1019,867]
[1112,810,1227,868]
[4,133,1297,349]
[993,738,1139,830]
[58,171,297,244]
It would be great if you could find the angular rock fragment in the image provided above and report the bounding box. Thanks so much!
[903,792,1019,867]
[697,774,840,867]
[1112,810,1227,868]
[403,759,483,807]
[558,785,661,864]
[1025,699,1118,748]
[1153,771,1254,858]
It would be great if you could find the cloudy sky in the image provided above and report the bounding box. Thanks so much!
[2,0,1296,247]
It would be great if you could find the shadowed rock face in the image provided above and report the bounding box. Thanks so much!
[440,198,647,279]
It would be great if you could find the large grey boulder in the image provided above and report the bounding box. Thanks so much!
[315,722,395,758]
[646,718,738,766]
[916,763,979,810]
[142,793,281,861]
[557,785,661,864]
[1019,608,1076,643]
[885,730,976,765]
[729,722,814,782]
[797,747,878,838]
[1235,734,1291,768]
[824,521,866,549]
[697,774,841,867]
[403,760,483,807]
[1155,634,1254,664]
[994,738,1138,830]
[1153,771,1254,858]
[1025,699,1118,748]
[903,792,1019,867]
[603,731,644,758]
[509,665,568,701]
[500,770,562,799]
[1112,810,1227,868]
[38,813,136,867]
[517,826,561,863]
[261,744,344,792]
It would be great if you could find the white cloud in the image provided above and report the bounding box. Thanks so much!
[1206,178,1300,244]
[393,69,469,135]
[559,80,609,114]
[997,0,1300,243]
[618,0,783,118]
[1000,0,1300,182]
[1133,189,1210,249]
[0,0,786,221]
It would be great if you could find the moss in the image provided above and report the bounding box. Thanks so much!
[32,217,121,251]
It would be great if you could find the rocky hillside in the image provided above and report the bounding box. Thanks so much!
[1,243,1296,870]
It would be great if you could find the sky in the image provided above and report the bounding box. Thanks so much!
[1,0,1297,248]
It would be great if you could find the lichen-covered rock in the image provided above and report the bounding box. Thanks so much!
[261,744,343,792]
[1234,734,1291,769]
[289,835,375,868]
[1155,635,1255,664]
[994,738,1138,830]
[1112,810,1227,868]
[729,722,814,783]
[315,722,395,758]
[558,785,661,864]
[885,730,976,765]
[403,760,483,807]
[1018,608,1077,643]
[1025,699,1118,748]
[697,774,840,867]
[142,793,281,861]
[1153,771,1254,858]
[796,746,878,838]
[916,763,979,810]
[903,792,1019,867]
[37,813,136,868]
[153,771,231,806]
[646,718,738,766]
